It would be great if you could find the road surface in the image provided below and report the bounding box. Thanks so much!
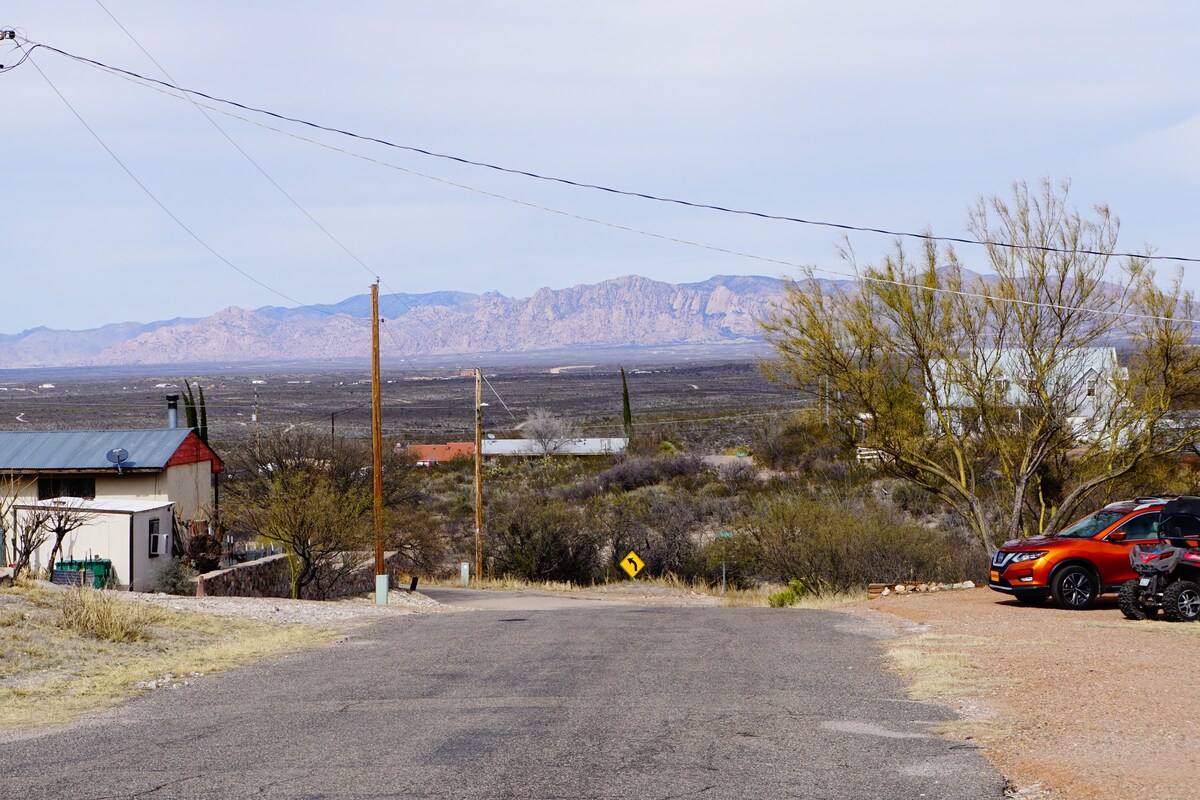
[0,590,1003,799]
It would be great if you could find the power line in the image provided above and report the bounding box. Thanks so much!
[14,44,356,320]
[44,56,1200,332]
[8,34,1199,358]
[85,5,486,395]
[16,36,1200,267]
[16,33,523,418]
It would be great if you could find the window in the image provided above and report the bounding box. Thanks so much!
[1087,379,1097,398]
[37,476,95,500]
[1055,510,1123,539]
[1118,513,1159,541]
[148,518,163,557]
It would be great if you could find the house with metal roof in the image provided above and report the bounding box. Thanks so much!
[482,437,628,457]
[396,437,628,464]
[0,426,223,534]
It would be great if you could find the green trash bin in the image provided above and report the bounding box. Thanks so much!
[55,559,113,589]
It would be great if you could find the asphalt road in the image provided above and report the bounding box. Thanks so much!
[0,591,1004,799]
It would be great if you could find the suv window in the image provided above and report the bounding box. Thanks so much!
[1056,510,1123,539]
[1116,512,1159,541]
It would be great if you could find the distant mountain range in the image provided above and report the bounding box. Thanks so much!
[0,274,829,368]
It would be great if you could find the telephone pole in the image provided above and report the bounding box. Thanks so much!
[371,282,387,605]
[474,367,484,586]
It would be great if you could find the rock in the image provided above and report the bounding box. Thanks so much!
[894,584,907,594]
[880,588,890,596]
[962,580,975,589]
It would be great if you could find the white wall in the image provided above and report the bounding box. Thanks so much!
[30,506,174,591]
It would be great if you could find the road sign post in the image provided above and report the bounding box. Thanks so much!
[716,532,733,594]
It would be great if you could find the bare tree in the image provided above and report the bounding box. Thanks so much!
[0,472,26,566]
[9,507,50,579]
[522,408,580,455]
[43,499,98,575]
[764,179,1200,551]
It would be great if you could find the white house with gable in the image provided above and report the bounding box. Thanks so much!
[927,347,1126,441]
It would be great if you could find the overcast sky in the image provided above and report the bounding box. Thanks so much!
[2,1,1198,333]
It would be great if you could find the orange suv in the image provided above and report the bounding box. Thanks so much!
[989,498,1168,609]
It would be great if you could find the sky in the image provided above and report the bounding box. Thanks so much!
[1,1,1198,333]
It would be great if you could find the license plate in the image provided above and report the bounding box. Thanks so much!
[990,570,999,583]
[1139,578,1151,586]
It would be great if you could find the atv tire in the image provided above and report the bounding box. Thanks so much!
[1118,579,1156,620]
[1162,580,1200,622]
[1051,564,1098,610]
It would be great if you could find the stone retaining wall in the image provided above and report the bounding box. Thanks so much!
[196,551,409,600]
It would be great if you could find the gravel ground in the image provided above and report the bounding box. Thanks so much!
[847,588,1200,800]
[130,589,451,627]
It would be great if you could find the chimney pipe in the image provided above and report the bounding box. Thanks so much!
[166,394,179,429]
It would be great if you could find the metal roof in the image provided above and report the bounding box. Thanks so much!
[0,428,193,471]
[482,437,628,456]
[15,498,174,514]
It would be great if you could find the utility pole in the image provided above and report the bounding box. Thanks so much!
[253,386,260,459]
[371,282,387,605]
[474,367,484,586]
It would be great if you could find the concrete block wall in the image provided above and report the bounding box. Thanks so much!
[196,551,409,600]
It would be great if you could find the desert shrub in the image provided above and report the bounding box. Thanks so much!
[753,414,851,473]
[58,587,164,643]
[732,492,984,593]
[576,455,708,497]
[153,558,198,596]
[767,579,814,608]
[487,497,603,583]
[634,488,705,578]
[717,459,758,491]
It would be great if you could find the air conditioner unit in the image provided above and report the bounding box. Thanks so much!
[148,532,165,557]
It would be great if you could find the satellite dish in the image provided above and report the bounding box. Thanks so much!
[106,447,129,474]
[486,434,496,440]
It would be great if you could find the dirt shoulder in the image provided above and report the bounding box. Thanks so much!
[0,584,449,733]
[844,588,1200,800]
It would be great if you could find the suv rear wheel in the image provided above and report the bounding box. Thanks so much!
[1051,565,1098,610]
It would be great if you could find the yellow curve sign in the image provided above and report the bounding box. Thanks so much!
[621,551,645,579]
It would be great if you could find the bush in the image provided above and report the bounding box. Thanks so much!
[732,493,984,593]
[58,587,164,643]
[767,579,814,608]
[487,498,603,584]
[152,558,199,596]
[571,455,708,498]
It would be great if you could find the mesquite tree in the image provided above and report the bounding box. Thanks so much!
[764,179,1200,552]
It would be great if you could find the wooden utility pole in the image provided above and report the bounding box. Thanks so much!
[474,367,483,586]
[371,282,387,604]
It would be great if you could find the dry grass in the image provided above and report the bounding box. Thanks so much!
[427,573,713,594]
[0,583,329,729]
[431,575,585,592]
[426,573,865,609]
[719,584,867,609]
[884,633,993,701]
[58,586,164,643]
